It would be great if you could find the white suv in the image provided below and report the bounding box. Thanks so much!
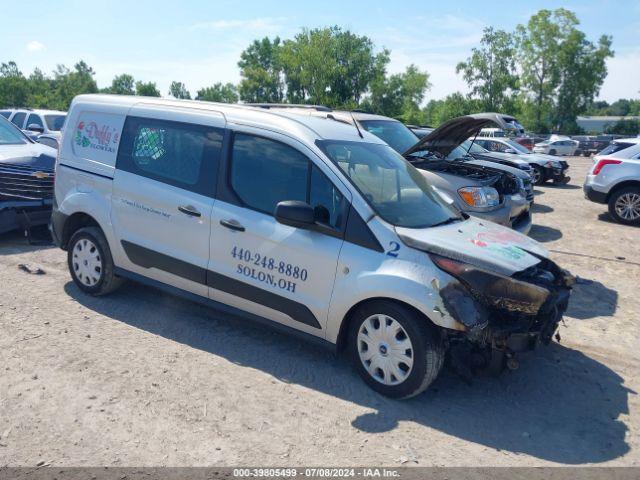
[51,95,574,398]
[1,108,67,139]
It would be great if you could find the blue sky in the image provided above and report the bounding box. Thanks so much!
[2,0,638,102]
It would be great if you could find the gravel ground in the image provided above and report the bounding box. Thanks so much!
[0,156,638,467]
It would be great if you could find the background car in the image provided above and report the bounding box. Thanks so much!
[514,137,535,151]
[0,116,56,236]
[474,136,570,185]
[1,108,66,140]
[584,143,640,225]
[594,137,640,158]
[533,138,580,156]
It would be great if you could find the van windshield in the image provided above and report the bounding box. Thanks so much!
[316,140,460,228]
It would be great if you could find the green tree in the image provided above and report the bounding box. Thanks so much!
[169,81,191,99]
[50,60,99,109]
[422,93,480,127]
[515,8,613,131]
[105,73,136,95]
[364,64,430,122]
[604,119,640,135]
[0,61,29,107]
[456,27,518,112]
[26,68,55,108]
[279,26,389,107]
[195,83,239,103]
[135,81,161,97]
[238,37,284,103]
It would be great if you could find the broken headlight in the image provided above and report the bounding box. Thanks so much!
[458,186,500,209]
[430,254,550,315]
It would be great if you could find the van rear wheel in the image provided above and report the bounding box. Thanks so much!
[348,301,444,399]
[68,226,122,296]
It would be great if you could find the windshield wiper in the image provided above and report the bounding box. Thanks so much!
[431,216,462,228]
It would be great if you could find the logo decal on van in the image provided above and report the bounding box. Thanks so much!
[75,120,120,153]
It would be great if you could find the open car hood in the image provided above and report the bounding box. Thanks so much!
[403,116,494,157]
[396,217,549,277]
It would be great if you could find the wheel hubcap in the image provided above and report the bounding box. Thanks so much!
[72,238,103,286]
[357,314,414,386]
[615,193,640,220]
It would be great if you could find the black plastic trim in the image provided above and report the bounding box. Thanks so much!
[120,240,321,329]
[58,163,113,180]
[344,205,384,252]
[114,267,334,350]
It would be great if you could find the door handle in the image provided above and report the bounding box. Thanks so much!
[178,205,201,217]
[220,218,245,232]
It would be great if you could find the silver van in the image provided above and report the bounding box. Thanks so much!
[52,95,574,398]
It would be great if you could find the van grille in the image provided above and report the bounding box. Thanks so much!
[0,163,55,202]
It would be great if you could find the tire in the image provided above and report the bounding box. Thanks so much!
[607,186,640,226]
[67,226,123,295]
[531,164,546,186]
[347,301,444,399]
[549,149,557,156]
[574,149,582,156]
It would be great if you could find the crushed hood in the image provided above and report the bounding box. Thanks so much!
[403,116,493,157]
[396,217,548,276]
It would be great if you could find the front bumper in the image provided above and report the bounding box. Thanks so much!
[468,195,532,235]
[546,162,570,184]
[0,199,52,235]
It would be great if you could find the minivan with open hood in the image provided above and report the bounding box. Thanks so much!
[52,95,574,399]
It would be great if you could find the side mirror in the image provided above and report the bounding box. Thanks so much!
[275,200,316,228]
[27,123,44,133]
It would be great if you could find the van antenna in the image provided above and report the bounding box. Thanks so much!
[350,111,364,139]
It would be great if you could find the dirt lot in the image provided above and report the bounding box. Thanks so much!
[0,156,638,467]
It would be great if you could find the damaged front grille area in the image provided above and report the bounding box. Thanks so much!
[0,163,55,202]
[432,254,574,373]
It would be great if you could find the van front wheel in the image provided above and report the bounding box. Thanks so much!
[68,226,122,296]
[348,301,444,399]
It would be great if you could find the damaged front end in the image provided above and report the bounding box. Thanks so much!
[430,253,575,373]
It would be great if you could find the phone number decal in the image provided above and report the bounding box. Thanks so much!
[232,246,308,294]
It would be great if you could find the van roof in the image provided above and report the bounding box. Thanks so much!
[71,95,386,145]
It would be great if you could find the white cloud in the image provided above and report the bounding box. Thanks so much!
[598,48,640,102]
[26,41,45,52]
[189,17,286,32]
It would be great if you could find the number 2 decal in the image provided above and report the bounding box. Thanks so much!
[386,241,400,257]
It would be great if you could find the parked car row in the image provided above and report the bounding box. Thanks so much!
[0,108,66,149]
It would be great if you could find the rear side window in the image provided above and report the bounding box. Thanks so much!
[11,112,26,128]
[230,134,346,229]
[26,114,44,129]
[598,142,633,156]
[0,111,10,119]
[117,116,223,196]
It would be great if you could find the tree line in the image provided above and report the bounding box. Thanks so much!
[0,8,627,134]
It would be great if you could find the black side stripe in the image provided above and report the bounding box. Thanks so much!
[58,163,114,180]
[120,240,321,329]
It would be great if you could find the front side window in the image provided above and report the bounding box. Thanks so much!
[0,111,10,119]
[0,118,28,145]
[117,116,223,195]
[503,139,530,153]
[317,140,459,228]
[26,114,44,129]
[11,112,26,128]
[230,134,345,229]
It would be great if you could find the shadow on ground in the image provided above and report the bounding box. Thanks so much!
[545,183,581,190]
[531,203,554,214]
[529,224,563,242]
[65,281,633,465]
[0,227,53,255]
[568,277,618,319]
